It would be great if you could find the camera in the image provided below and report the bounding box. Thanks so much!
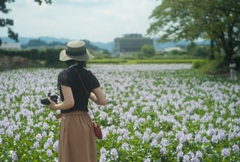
[41,93,59,105]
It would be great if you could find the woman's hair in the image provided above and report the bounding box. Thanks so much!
[65,60,86,67]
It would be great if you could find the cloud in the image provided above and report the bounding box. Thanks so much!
[1,0,161,42]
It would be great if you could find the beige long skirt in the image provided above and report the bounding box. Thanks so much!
[58,111,97,162]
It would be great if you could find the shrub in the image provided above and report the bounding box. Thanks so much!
[192,59,207,69]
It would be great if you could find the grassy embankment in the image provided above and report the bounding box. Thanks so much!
[88,59,206,64]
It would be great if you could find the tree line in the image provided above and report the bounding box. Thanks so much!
[147,0,240,68]
[21,39,101,51]
[0,48,62,67]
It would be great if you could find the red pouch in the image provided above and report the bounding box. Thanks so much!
[93,122,103,139]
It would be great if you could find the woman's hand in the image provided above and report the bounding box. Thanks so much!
[47,85,74,111]
[48,97,57,111]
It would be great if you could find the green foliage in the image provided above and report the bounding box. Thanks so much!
[148,0,240,64]
[187,42,198,52]
[153,54,194,59]
[88,59,126,64]
[30,49,39,60]
[119,53,139,60]
[187,43,209,58]
[192,47,208,58]
[197,59,224,74]
[126,59,204,64]
[139,45,156,57]
[38,50,47,60]
[27,39,48,47]
[94,51,112,59]
[192,59,208,69]
[0,0,52,45]
[44,49,65,68]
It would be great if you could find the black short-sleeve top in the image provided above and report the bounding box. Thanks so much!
[57,66,100,113]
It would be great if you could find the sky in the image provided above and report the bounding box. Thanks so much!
[1,0,161,43]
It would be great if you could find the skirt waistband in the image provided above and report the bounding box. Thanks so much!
[56,111,88,119]
[62,110,88,116]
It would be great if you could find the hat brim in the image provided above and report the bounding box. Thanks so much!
[59,49,94,61]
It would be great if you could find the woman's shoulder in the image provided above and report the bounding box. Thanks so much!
[59,68,68,74]
[81,68,94,75]
[58,68,72,78]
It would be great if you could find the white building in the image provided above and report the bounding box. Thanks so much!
[0,43,21,50]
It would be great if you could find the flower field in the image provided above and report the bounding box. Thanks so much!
[0,64,239,162]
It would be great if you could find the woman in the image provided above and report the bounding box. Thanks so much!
[48,40,107,162]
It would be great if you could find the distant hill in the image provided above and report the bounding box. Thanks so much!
[92,41,114,53]
[1,36,69,45]
[1,36,209,53]
[1,36,113,52]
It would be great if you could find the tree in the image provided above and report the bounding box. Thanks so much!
[187,43,208,58]
[0,0,52,45]
[27,39,47,47]
[140,45,155,57]
[147,0,240,65]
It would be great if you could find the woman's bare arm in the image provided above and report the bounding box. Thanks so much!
[48,85,75,110]
[90,87,107,105]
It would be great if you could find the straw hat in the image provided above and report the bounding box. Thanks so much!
[59,40,94,61]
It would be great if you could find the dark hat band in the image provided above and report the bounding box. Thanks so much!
[66,49,87,56]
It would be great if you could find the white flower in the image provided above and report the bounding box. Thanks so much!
[144,158,151,162]
[195,150,202,159]
[158,131,164,138]
[232,145,239,153]
[161,138,168,147]
[211,135,218,143]
[194,134,201,143]
[47,138,53,145]
[150,138,158,147]
[53,140,58,152]
[117,136,123,142]
[44,142,50,149]
[11,151,18,161]
[99,155,106,162]
[176,143,183,152]
[202,137,208,144]
[183,154,190,162]
[221,148,230,157]
[15,134,20,141]
[42,122,48,130]
[177,151,183,159]
[110,148,118,160]
[36,133,42,141]
[25,126,31,134]
[33,141,39,149]
[100,147,107,155]
[142,132,149,142]
[160,147,167,155]
[6,129,13,137]
[121,143,129,151]
[135,131,142,139]
[47,149,53,157]
[42,131,47,137]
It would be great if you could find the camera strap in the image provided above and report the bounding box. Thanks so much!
[74,68,96,118]
[74,68,89,95]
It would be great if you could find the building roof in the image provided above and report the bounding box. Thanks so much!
[0,43,21,50]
